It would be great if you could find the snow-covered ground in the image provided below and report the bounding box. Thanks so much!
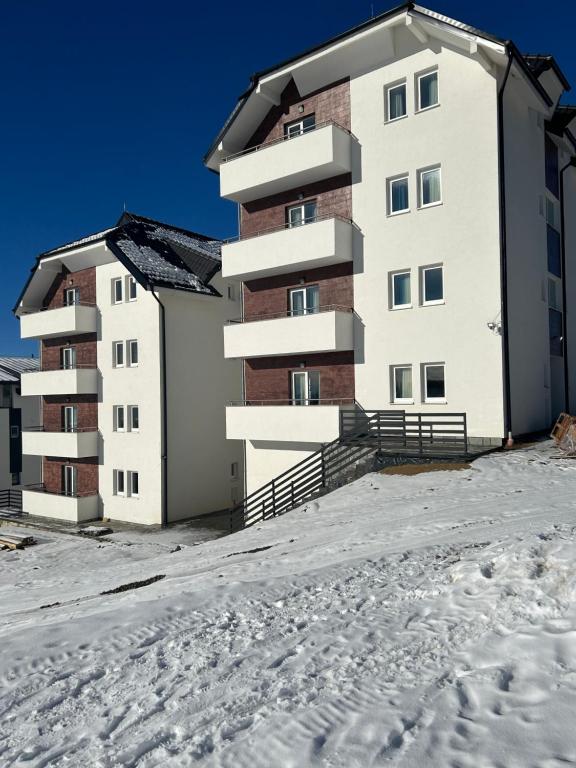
[2,441,576,767]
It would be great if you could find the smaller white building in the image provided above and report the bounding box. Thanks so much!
[0,357,41,490]
[14,213,244,525]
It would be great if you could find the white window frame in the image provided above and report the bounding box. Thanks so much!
[387,175,410,216]
[421,264,444,306]
[291,370,321,406]
[418,166,442,209]
[129,405,139,432]
[113,341,124,368]
[127,276,137,302]
[227,284,235,301]
[61,346,76,370]
[63,405,77,433]
[114,469,125,497]
[287,200,317,228]
[112,278,123,304]
[230,462,239,480]
[385,81,407,123]
[114,405,126,432]
[65,287,80,306]
[391,365,414,405]
[423,363,447,404]
[63,464,77,497]
[284,114,316,138]
[289,285,320,316]
[390,271,412,310]
[416,69,439,112]
[128,471,139,498]
[127,340,139,367]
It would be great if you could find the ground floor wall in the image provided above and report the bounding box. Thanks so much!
[245,440,320,496]
[43,456,99,496]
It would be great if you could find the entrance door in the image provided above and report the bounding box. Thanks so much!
[62,405,77,433]
[291,371,320,405]
[62,465,77,496]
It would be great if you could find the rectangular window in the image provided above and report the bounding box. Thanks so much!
[10,425,20,439]
[112,278,123,304]
[547,224,561,277]
[284,114,316,138]
[62,405,77,433]
[422,265,444,305]
[287,200,317,228]
[391,271,411,309]
[114,405,126,432]
[548,278,561,311]
[227,284,235,301]
[62,465,77,497]
[114,469,125,496]
[127,340,139,367]
[113,341,124,368]
[127,276,137,301]
[128,471,139,497]
[61,346,76,370]
[386,82,407,121]
[231,462,239,480]
[388,175,409,215]
[546,196,559,230]
[392,365,413,404]
[419,167,442,207]
[291,370,320,406]
[549,308,563,357]
[64,287,80,306]
[129,405,139,432]
[424,363,446,403]
[417,70,439,111]
[289,285,320,316]
[545,134,560,198]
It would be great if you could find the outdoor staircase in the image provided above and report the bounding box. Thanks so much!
[229,409,468,532]
[0,488,23,513]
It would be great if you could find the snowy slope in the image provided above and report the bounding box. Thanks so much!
[1,441,576,767]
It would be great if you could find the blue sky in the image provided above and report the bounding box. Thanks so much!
[1,0,575,355]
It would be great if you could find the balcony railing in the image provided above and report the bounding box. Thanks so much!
[225,213,353,244]
[23,483,96,499]
[228,304,354,325]
[222,120,357,164]
[229,398,356,406]
[24,426,97,433]
[27,300,96,313]
[40,362,96,372]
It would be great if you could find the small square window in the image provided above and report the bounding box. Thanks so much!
[127,276,137,301]
[392,365,413,404]
[128,471,139,497]
[419,167,442,208]
[386,82,407,121]
[129,405,139,432]
[388,175,409,215]
[113,341,124,368]
[417,70,439,111]
[422,265,444,305]
[391,271,411,309]
[114,405,126,432]
[112,278,123,304]
[114,469,125,496]
[127,340,138,367]
[424,363,446,403]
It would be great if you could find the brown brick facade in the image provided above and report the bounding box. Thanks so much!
[41,333,97,371]
[245,352,355,404]
[43,266,96,309]
[244,263,353,320]
[42,396,98,432]
[43,457,99,496]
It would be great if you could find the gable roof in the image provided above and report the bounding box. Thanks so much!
[15,213,223,313]
[0,357,39,382]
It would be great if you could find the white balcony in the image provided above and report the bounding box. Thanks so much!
[21,368,98,397]
[222,216,354,281]
[23,430,99,459]
[22,489,99,523]
[226,404,351,443]
[220,123,355,203]
[224,307,354,359]
[20,304,97,340]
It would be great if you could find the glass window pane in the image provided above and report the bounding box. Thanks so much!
[288,206,303,227]
[129,277,137,300]
[389,84,406,120]
[306,285,320,313]
[547,225,561,276]
[426,365,445,399]
[422,169,441,206]
[419,72,438,109]
[545,135,559,197]
[391,178,409,212]
[394,367,412,400]
[424,267,443,302]
[303,200,317,223]
[131,472,139,495]
[130,342,138,365]
[302,115,316,132]
[290,289,305,316]
[393,273,411,306]
[131,407,139,430]
[549,309,563,356]
[292,372,306,404]
[114,279,123,302]
[308,372,320,404]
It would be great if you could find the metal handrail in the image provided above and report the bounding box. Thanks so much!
[24,426,98,433]
[23,301,97,314]
[229,398,356,406]
[221,120,357,164]
[38,363,97,372]
[23,484,96,498]
[224,213,353,244]
[228,304,354,324]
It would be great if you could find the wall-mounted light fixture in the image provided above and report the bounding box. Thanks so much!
[298,104,305,113]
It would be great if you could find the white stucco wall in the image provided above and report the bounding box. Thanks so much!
[564,165,576,412]
[350,30,505,439]
[245,441,319,496]
[0,410,9,488]
[160,274,244,519]
[97,261,163,525]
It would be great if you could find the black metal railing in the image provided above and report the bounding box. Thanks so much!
[229,397,356,407]
[24,426,98,433]
[222,120,357,164]
[0,488,23,512]
[23,484,95,498]
[224,213,353,244]
[36,363,96,373]
[228,409,468,532]
[227,304,354,325]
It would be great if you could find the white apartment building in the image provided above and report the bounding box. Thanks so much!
[14,213,243,524]
[205,3,576,494]
[0,357,41,490]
